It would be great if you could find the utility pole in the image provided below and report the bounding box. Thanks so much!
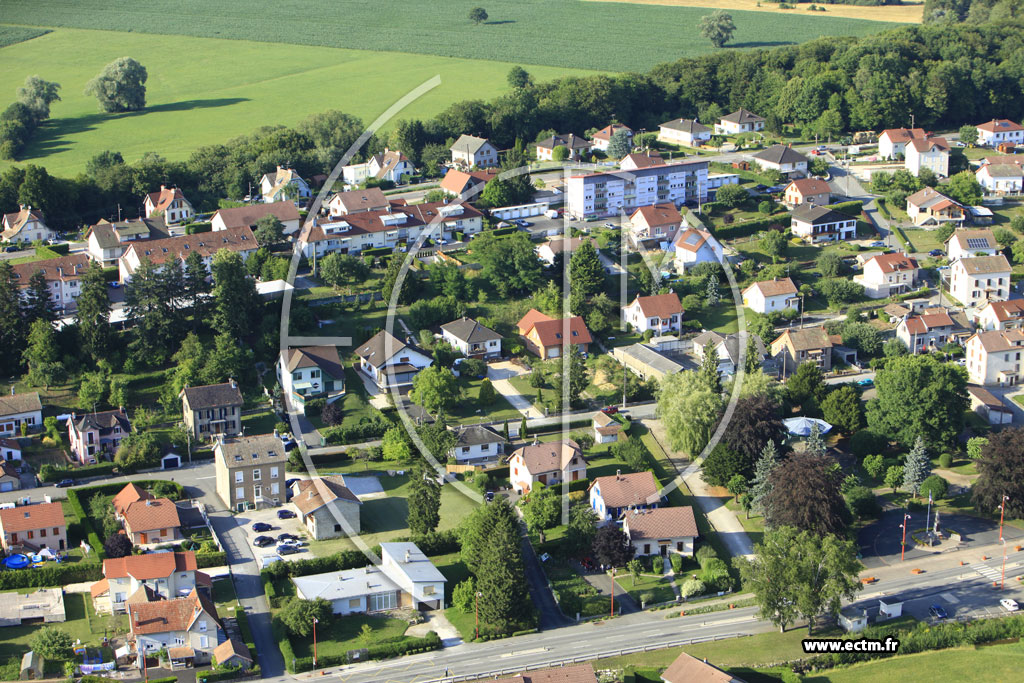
[900,513,911,562]
[999,495,1009,542]
[610,568,615,618]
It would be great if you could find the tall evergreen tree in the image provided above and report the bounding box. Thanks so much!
[407,461,442,536]
[744,334,761,375]
[211,249,258,340]
[23,270,54,325]
[182,250,211,330]
[749,440,780,516]
[705,274,720,306]
[903,436,931,497]
[468,500,532,633]
[0,262,25,375]
[804,423,826,457]
[381,253,414,305]
[124,257,176,366]
[568,240,604,300]
[699,341,722,394]
[23,318,63,388]
[75,262,111,362]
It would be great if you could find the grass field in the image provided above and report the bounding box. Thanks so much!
[0,25,48,48]
[810,643,1024,682]
[587,0,924,24]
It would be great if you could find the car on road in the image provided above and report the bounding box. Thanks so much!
[929,249,944,257]
[955,141,966,147]
[604,222,617,229]
[253,536,275,548]
[600,405,619,415]
[856,377,874,387]
[929,604,948,619]
[277,509,296,519]
[869,241,886,248]
[4,245,20,253]
[252,522,273,533]
[56,479,74,488]
[1001,598,1019,612]
[276,544,302,555]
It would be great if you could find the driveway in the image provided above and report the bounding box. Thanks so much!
[518,520,571,629]
[487,362,543,420]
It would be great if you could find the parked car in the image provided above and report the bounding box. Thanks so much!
[252,522,273,533]
[277,509,296,519]
[929,249,944,257]
[856,377,874,387]
[517,220,533,228]
[603,222,617,229]
[253,536,275,548]
[484,491,495,502]
[869,241,886,248]
[929,604,948,619]
[600,405,619,415]
[4,245,19,253]
[278,533,300,542]
[277,544,302,555]
[1001,598,1019,612]
[56,479,74,488]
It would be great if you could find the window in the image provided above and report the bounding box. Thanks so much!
[40,529,46,537]
[235,471,244,483]
[271,483,279,495]
[53,527,58,535]
[270,467,279,479]
[198,620,207,632]
[235,487,244,500]
[423,585,436,596]
[349,598,361,608]
[253,469,261,481]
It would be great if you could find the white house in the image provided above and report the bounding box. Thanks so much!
[128,589,222,666]
[965,329,1024,386]
[627,203,683,247]
[877,128,926,159]
[354,330,432,392]
[450,135,499,168]
[945,228,999,261]
[448,424,504,467]
[968,385,1014,426]
[975,299,1024,331]
[742,277,799,314]
[259,166,311,204]
[751,145,808,176]
[590,124,633,152]
[440,317,502,359]
[976,162,1023,194]
[623,293,684,335]
[327,187,390,216]
[950,254,1011,308]
[536,236,593,267]
[896,309,957,354]
[86,218,168,266]
[2,206,55,244]
[906,188,965,227]
[715,109,764,135]
[790,205,857,243]
[592,412,624,445]
[143,186,194,225]
[535,133,590,161]
[91,551,206,614]
[672,226,723,273]
[905,137,950,177]
[588,470,658,522]
[564,160,709,220]
[509,440,586,494]
[11,253,89,311]
[783,178,831,208]
[341,149,415,186]
[0,438,22,463]
[0,393,42,437]
[623,506,698,557]
[277,346,346,409]
[692,330,770,376]
[211,202,301,235]
[855,252,919,299]
[977,119,1024,148]
[657,119,712,147]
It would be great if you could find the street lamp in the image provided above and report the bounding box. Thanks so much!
[474,591,483,640]
[999,495,1010,542]
[610,568,616,618]
[1002,539,1008,590]
[312,616,318,670]
[900,513,911,562]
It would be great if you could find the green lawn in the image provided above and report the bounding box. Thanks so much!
[811,643,1024,683]
[212,576,240,614]
[449,376,521,425]
[902,229,946,254]
[241,409,279,436]
[615,570,677,606]
[289,613,409,658]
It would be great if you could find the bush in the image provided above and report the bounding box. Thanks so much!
[304,397,326,417]
[844,486,881,519]
[680,578,705,598]
[459,357,487,377]
[919,475,948,501]
[695,544,718,566]
[196,551,228,568]
[850,430,887,459]
[670,553,683,574]
[938,452,953,468]
[828,200,864,217]
[322,413,393,444]
[698,557,731,591]
[39,461,116,483]
[0,562,103,589]
[321,400,343,426]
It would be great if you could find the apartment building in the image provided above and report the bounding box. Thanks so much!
[950,254,1011,308]
[12,254,90,311]
[180,381,244,441]
[214,434,287,511]
[966,329,1024,386]
[564,160,709,220]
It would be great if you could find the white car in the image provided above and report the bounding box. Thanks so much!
[1000,598,1019,612]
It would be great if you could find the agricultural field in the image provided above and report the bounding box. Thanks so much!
[587,0,925,24]
[2,0,900,72]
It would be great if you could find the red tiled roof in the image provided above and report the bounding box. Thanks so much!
[11,254,89,288]
[90,578,109,599]
[620,151,664,169]
[786,178,831,196]
[512,440,583,476]
[123,498,181,534]
[146,186,187,213]
[978,119,1023,133]
[904,311,954,335]
[517,308,554,336]
[867,252,918,273]
[588,471,658,508]
[293,476,361,517]
[213,638,252,665]
[0,502,64,534]
[880,128,926,144]
[624,506,698,540]
[128,588,219,636]
[491,664,597,683]
[125,226,256,267]
[985,299,1024,322]
[661,651,738,683]
[104,551,197,581]
[909,137,949,153]
[113,483,152,516]
[591,124,632,142]
[630,202,680,227]
[529,316,592,349]
[744,277,797,298]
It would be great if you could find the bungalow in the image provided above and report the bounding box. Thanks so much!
[0,502,66,552]
[536,133,590,161]
[619,151,664,171]
[741,277,799,314]
[896,310,957,354]
[658,118,711,147]
[122,497,183,546]
[86,218,169,266]
[965,329,1024,386]
[612,343,687,383]
[128,589,223,667]
[751,145,808,176]
[623,293,684,335]
[0,392,42,437]
[293,542,445,614]
[12,253,90,311]
[277,345,346,408]
[672,226,723,273]
[975,299,1024,331]
[588,470,658,522]
[355,330,433,392]
[661,651,746,683]
[976,162,1023,194]
[144,186,194,225]
[592,412,623,445]
[180,381,244,441]
[509,440,586,494]
[448,424,504,467]
[905,187,964,227]
[0,461,19,492]
[789,205,856,243]
[905,137,950,177]
[91,551,205,614]
[259,166,311,204]
[327,187,390,216]
[967,385,1013,426]
[292,477,362,539]
[516,309,592,360]
[536,236,594,267]
[628,203,682,247]
[341,149,415,186]
[950,254,1011,307]
[783,178,831,208]
[439,168,500,197]
[692,330,770,376]
[212,640,253,671]
[590,124,633,152]
[119,226,258,283]
[66,407,131,465]
[945,228,998,261]
[211,202,300,235]
[715,109,764,135]
[623,506,698,557]
[441,317,502,359]
[977,119,1024,148]
[2,206,55,244]
[0,437,22,463]
[771,326,833,374]
[451,134,499,168]
[877,128,927,159]
[492,665,598,683]
[855,252,919,299]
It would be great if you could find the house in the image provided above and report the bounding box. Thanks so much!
[122,497,182,546]
[878,128,927,159]
[976,162,1023,194]
[12,253,90,311]
[590,124,633,152]
[516,309,592,360]
[277,346,346,408]
[658,118,711,147]
[620,150,665,171]
[439,168,500,197]
[588,470,658,522]
[0,461,20,492]
[967,385,1013,425]
[945,228,998,261]
[592,412,623,444]
[119,226,258,283]
[180,381,244,442]
[213,433,287,511]
[86,218,169,266]
[341,149,415,186]
[896,310,957,354]
[855,252,919,299]
[672,226,723,273]
[491,664,598,683]
[623,506,698,557]
[975,299,1024,331]
[128,589,223,666]
[537,236,594,267]
[0,502,66,552]
[2,206,55,243]
[905,137,950,177]
[741,277,799,314]
[905,188,964,227]
[627,203,683,247]
[751,145,809,176]
[211,202,300,235]
[565,160,709,220]
[66,408,131,465]
[715,109,764,135]
[771,327,833,373]
[293,542,445,614]
[113,482,152,516]
[259,166,311,204]
[509,440,586,494]
[448,424,504,467]
[450,134,499,168]
[965,329,1024,385]
[535,133,590,161]
[661,651,746,683]
[291,477,361,539]
[783,178,831,207]
[623,293,684,335]
[0,392,42,437]
[355,330,433,392]
[144,186,194,225]
[611,343,687,382]
[441,317,502,359]
[212,639,253,670]
[692,331,770,376]
[327,187,390,216]
[977,119,1024,148]
[91,551,205,614]
[950,254,1012,308]
[789,205,857,243]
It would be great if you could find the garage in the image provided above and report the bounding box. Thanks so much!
[0,481,14,492]
[161,453,181,469]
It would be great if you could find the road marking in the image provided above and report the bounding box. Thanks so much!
[940,592,960,604]
[972,563,1001,582]
[500,647,549,658]
[196,476,216,480]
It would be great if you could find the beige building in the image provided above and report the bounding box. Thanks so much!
[945,228,998,261]
[975,299,1024,331]
[180,381,244,441]
[966,329,1024,386]
[771,327,834,374]
[0,502,66,552]
[950,255,1011,308]
[509,440,587,494]
[129,589,223,666]
[623,506,698,557]
[91,551,207,614]
[855,252,919,299]
[214,434,287,511]
[291,477,361,540]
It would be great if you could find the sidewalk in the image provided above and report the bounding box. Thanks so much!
[863,538,1024,585]
[487,362,543,419]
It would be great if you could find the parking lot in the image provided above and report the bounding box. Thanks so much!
[235,503,310,564]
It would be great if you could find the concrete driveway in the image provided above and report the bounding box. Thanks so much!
[487,362,543,419]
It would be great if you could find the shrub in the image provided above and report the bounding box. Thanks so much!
[459,357,487,377]
[695,545,718,566]
[39,461,115,483]
[321,400,343,426]
[680,578,705,598]
[844,486,881,519]
[938,452,953,468]
[304,397,326,417]
[670,553,683,574]
[919,475,948,501]
[698,557,731,591]
[850,429,887,459]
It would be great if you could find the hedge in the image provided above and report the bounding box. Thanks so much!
[361,247,394,257]
[711,213,789,241]
[199,663,258,682]
[40,461,116,483]
[289,632,441,672]
[0,561,103,589]
[196,551,228,568]
[65,488,105,560]
[827,200,864,217]
[322,415,393,445]
[490,226,520,237]
[275,617,299,673]
[186,222,213,234]
[524,416,593,437]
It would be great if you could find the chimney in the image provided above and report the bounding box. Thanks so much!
[146,500,153,507]
[405,550,411,563]
[160,184,167,192]
[616,469,621,478]
[230,378,237,390]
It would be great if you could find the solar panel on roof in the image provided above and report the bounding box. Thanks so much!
[966,238,990,249]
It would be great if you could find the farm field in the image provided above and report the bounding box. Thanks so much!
[1,0,900,72]
[587,0,924,24]
[0,28,598,176]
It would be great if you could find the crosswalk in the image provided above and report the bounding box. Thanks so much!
[973,562,1002,582]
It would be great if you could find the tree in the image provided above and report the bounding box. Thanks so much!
[382,426,413,463]
[565,345,589,407]
[279,597,333,638]
[863,454,886,480]
[23,269,55,325]
[943,170,983,206]
[700,444,746,487]
[820,385,864,435]
[750,440,781,515]
[699,10,736,48]
[23,318,63,388]
[211,249,258,341]
[78,372,107,411]
[740,527,862,635]
[760,229,787,262]
[0,262,24,375]
[727,474,748,502]
[866,354,967,449]
[381,253,415,304]
[75,262,111,361]
[698,341,722,394]
[29,627,75,661]
[182,250,211,329]
[884,465,904,491]
[704,274,720,307]
[723,395,786,465]
[787,361,824,405]
[883,338,909,357]
[104,533,133,558]
[816,252,843,278]
[114,431,159,473]
[902,435,931,497]
[611,437,651,473]
[592,525,634,568]
[972,427,1024,518]
[469,7,489,24]
[411,366,460,413]
[520,482,560,533]
[966,436,988,460]
[715,184,748,209]
[764,453,850,536]
[958,125,978,146]
[564,503,598,557]
[408,462,442,535]
[478,378,496,405]
[606,128,633,158]
[569,240,604,300]
[507,66,532,89]
[460,501,532,632]
[17,76,61,125]
[804,423,826,457]
[253,213,285,245]
[551,145,569,162]
[919,475,948,501]
[85,57,147,112]
[658,371,724,456]
[473,231,541,297]
[202,332,250,385]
